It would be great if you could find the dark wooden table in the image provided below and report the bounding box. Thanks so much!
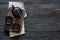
[0,0,60,40]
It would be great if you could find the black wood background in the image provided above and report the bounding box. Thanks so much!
[0,0,60,40]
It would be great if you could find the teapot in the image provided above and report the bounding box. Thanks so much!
[12,5,22,18]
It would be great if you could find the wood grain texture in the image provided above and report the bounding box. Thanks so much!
[0,0,60,40]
